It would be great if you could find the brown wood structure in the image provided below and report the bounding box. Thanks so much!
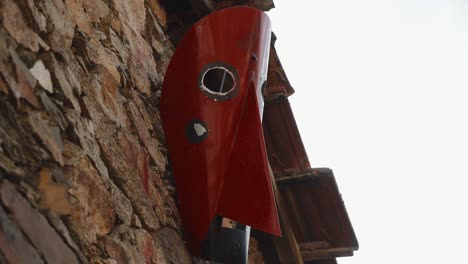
[261,37,359,263]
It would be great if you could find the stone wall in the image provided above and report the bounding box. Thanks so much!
[0,0,196,263]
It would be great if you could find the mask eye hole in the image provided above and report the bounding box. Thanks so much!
[198,62,239,101]
[202,67,235,94]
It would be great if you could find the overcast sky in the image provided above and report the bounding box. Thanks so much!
[268,1,468,263]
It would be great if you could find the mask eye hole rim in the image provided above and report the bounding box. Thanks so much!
[198,62,239,101]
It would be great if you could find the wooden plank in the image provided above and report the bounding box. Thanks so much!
[302,247,354,261]
[280,170,359,251]
[305,259,338,264]
[276,172,317,186]
[270,166,304,264]
[298,241,330,251]
[262,97,311,174]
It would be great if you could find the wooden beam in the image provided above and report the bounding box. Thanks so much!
[275,168,331,186]
[298,241,330,251]
[275,173,317,186]
[302,247,354,261]
[270,166,304,264]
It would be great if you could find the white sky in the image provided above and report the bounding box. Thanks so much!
[268,1,468,263]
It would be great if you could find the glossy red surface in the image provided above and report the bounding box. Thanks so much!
[160,7,280,255]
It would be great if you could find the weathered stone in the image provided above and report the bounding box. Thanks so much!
[165,194,181,228]
[38,168,72,215]
[63,141,115,245]
[1,181,80,264]
[128,100,166,170]
[109,183,134,225]
[112,0,146,33]
[0,150,26,176]
[29,112,64,165]
[135,229,167,264]
[129,89,153,130]
[0,202,44,264]
[109,29,129,65]
[40,91,68,131]
[30,60,53,93]
[146,5,172,55]
[98,129,160,231]
[131,214,142,228]
[153,37,165,54]
[87,258,117,264]
[45,54,82,112]
[152,228,191,264]
[39,0,75,52]
[85,0,110,23]
[145,10,173,78]
[111,0,160,94]
[0,0,193,262]
[65,63,83,94]
[16,64,40,107]
[80,89,107,126]
[66,110,110,180]
[65,0,96,38]
[100,235,129,264]
[91,66,130,128]
[147,0,167,27]
[46,211,89,264]
[85,38,121,83]
[0,100,48,168]
[145,173,170,226]
[8,47,37,88]
[119,132,148,191]
[129,35,160,95]
[64,0,110,39]
[0,60,18,97]
[7,47,40,107]
[103,226,148,264]
[1,0,49,52]
[0,29,8,60]
[0,76,8,94]
[26,0,48,32]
